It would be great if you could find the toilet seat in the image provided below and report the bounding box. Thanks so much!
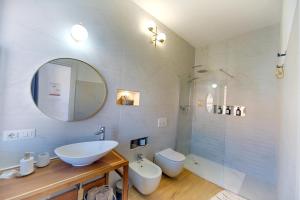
[157,148,185,162]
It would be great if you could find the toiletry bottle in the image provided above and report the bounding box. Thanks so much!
[139,138,146,146]
[236,107,241,116]
[218,106,223,114]
[226,106,231,115]
[20,152,35,176]
[213,105,217,114]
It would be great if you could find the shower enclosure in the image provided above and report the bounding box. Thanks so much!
[176,63,279,200]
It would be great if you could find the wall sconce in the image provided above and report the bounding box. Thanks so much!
[146,21,166,47]
[71,24,88,42]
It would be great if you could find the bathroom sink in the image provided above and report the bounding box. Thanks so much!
[54,140,118,166]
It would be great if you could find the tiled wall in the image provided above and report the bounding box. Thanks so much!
[278,6,300,200]
[192,25,280,184]
[0,0,194,169]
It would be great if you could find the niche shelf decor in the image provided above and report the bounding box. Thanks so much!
[213,105,246,117]
[130,137,148,149]
[116,89,140,106]
[205,86,246,117]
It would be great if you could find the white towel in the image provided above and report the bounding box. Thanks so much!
[87,185,115,200]
[210,190,247,200]
[95,187,114,200]
[87,187,100,200]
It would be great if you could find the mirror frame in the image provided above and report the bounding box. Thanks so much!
[31,58,108,122]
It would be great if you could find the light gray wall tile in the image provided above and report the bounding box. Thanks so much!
[0,0,194,168]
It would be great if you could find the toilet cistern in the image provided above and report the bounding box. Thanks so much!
[95,126,105,140]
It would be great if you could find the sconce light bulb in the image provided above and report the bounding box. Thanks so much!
[147,21,156,32]
[212,83,218,89]
[157,32,166,43]
[71,24,88,42]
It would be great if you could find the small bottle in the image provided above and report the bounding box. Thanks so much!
[218,106,223,114]
[226,106,231,115]
[236,107,241,116]
[213,105,217,114]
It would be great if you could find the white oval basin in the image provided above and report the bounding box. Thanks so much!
[54,140,118,166]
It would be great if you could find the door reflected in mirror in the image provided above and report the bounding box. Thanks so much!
[31,58,107,121]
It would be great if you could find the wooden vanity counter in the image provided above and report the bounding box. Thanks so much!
[0,150,129,200]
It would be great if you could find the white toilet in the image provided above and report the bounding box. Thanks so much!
[154,148,186,177]
[129,158,162,195]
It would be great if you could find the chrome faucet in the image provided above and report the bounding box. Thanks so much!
[137,153,144,162]
[95,126,105,140]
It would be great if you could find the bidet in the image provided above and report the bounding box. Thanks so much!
[129,158,162,195]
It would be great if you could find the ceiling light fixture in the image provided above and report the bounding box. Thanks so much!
[71,24,88,42]
[146,20,166,47]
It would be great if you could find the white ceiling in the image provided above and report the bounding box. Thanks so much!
[132,0,282,48]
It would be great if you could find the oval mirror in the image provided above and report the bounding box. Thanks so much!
[31,58,107,121]
[206,93,214,113]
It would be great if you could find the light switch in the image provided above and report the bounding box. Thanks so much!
[19,129,36,139]
[158,118,168,128]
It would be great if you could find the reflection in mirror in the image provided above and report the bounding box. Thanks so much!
[31,58,107,121]
[206,93,214,113]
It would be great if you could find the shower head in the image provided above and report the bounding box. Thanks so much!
[192,64,209,74]
[197,69,209,73]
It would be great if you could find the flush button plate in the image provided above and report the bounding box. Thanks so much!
[158,118,167,128]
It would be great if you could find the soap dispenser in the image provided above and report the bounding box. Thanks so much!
[236,107,241,116]
[218,106,223,114]
[226,106,231,115]
[19,152,35,176]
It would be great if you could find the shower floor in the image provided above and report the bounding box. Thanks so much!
[211,190,247,200]
[184,154,245,194]
[184,154,277,200]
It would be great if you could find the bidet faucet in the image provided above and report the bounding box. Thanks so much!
[95,126,105,140]
[137,153,144,162]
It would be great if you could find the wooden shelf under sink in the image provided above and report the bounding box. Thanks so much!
[0,150,129,200]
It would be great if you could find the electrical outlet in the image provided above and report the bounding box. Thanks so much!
[2,129,36,141]
[2,130,19,141]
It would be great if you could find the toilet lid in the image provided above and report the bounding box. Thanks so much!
[158,148,185,162]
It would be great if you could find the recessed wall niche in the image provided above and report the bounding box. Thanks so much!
[212,105,246,117]
[116,89,140,106]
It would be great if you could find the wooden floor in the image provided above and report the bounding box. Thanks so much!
[129,169,223,200]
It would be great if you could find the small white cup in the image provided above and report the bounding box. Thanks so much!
[36,152,50,168]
